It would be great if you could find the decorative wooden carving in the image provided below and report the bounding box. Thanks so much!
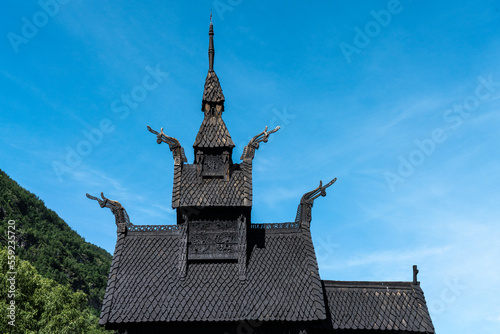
[187,220,239,260]
[86,192,132,233]
[147,126,187,165]
[251,222,299,230]
[202,154,225,176]
[127,225,178,232]
[241,126,280,161]
[295,178,337,228]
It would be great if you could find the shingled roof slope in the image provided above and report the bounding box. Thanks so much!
[202,70,225,103]
[323,280,435,333]
[172,164,250,207]
[100,223,326,326]
[193,113,235,148]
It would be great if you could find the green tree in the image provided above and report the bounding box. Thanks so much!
[0,169,112,313]
[0,248,110,333]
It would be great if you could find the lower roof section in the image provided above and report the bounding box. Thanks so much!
[99,222,435,333]
[100,223,326,326]
[322,280,435,333]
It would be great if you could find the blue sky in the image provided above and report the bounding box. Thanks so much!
[2,0,500,332]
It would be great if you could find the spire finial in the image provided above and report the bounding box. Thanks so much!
[210,10,212,23]
[413,265,419,285]
[208,17,214,71]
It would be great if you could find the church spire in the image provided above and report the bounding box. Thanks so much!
[201,21,225,108]
[209,20,214,70]
[194,21,234,174]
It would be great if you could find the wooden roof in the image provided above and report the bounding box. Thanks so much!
[100,223,325,327]
[202,70,225,104]
[172,163,250,208]
[323,281,435,333]
[192,110,234,148]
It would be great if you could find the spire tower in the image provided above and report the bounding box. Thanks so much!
[193,21,234,177]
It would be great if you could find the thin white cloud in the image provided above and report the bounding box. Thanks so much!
[320,246,451,270]
[71,167,127,193]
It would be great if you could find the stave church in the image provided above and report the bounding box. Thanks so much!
[88,21,435,334]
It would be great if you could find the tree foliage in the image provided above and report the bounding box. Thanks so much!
[0,169,112,330]
[0,248,110,333]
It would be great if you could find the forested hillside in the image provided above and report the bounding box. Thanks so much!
[0,248,107,333]
[0,169,112,314]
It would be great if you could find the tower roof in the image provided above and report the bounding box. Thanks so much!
[194,22,234,149]
[202,22,225,105]
[202,70,225,104]
[192,115,234,148]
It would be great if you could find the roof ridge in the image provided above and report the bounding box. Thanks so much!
[323,280,415,289]
[99,232,126,325]
[301,226,327,320]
